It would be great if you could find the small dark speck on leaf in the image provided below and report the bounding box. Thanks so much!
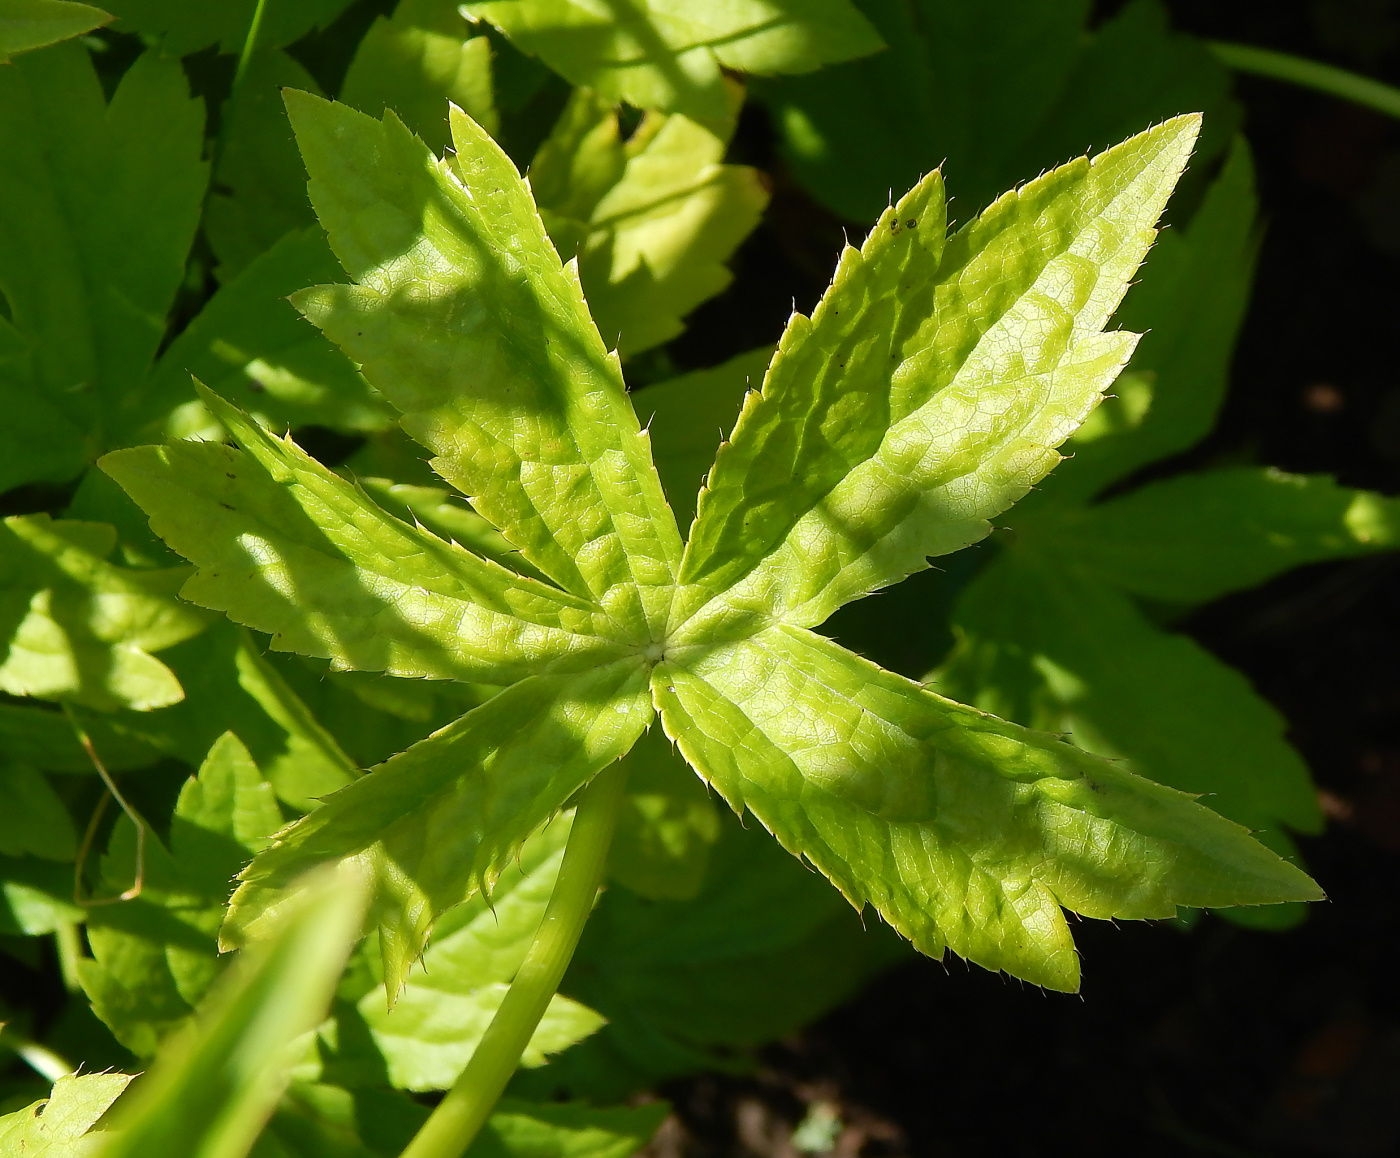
[906,218,917,229]
[247,378,265,393]
[218,502,234,510]
[226,473,236,479]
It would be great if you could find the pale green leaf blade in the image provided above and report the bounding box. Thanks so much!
[478,1100,668,1158]
[94,863,369,1158]
[0,515,207,711]
[631,346,773,532]
[100,389,622,686]
[1033,467,1400,605]
[361,815,605,1090]
[223,659,652,997]
[0,763,76,859]
[80,732,285,1056]
[678,117,1199,632]
[98,0,353,54]
[607,724,718,901]
[934,551,1323,839]
[463,0,882,121]
[0,1072,132,1156]
[536,91,769,356]
[343,0,497,153]
[141,228,393,438]
[0,0,110,62]
[0,43,206,486]
[285,92,682,631]
[1045,136,1261,503]
[656,624,1320,992]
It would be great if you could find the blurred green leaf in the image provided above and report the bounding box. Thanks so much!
[0,42,206,492]
[359,814,604,1090]
[0,1070,131,1155]
[93,861,369,1158]
[343,0,498,152]
[79,732,284,1056]
[0,762,76,860]
[0,515,207,711]
[762,0,1237,222]
[98,0,354,55]
[0,0,109,62]
[462,0,883,122]
[607,725,718,901]
[531,87,769,356]
[632,346,773,530]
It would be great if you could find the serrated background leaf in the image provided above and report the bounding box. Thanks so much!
[0,0,110,62]
[0,1071,132,1156]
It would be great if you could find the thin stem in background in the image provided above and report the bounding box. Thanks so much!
[399,761,632,1158]
[233,0,269,93]
[1209,40,1400,121]
[64,704,146,906]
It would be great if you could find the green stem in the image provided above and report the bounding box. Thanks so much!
[1209,40,1400,121]
[399,762,630,1158]
[232,0,269,93]
[54,921,83,993]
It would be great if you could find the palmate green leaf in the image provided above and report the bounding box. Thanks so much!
[93,862,368,1158]
[79,732,283,1057]
[0,0,110,62]
[0,514,207,711]
[342,0,498,154]
[285,93,683,635]
[530,87,769,356]
[100,388,623,688]
[0,42,205,492]
[461,0,883,122]
[223,661,652,997]
[657,624,1320,991]
[675,117,1198,635]
[762,0,1236,224]
[0,1071,132,1156]
[359,814,604,1090]
[98,0,353,55]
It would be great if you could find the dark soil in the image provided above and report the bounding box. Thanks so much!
[649,4,1400,1155]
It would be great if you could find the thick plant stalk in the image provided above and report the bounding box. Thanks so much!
[1209,40,1400,120]
[399,760,631,1158]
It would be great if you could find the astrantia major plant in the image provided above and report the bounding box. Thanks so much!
[101,97,1320,1157]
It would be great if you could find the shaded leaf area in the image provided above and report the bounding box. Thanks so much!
[760,0,1238,223]
[0,1071,131,1156]
[658,625,1319,992]
[78,732,283,1057]
[463,0,884,122]
[287,93,683,633]
[0,0,109,63]
[259,1086,666,1158]
[518,810,906,1102]
[97,0,354,55]
[356,813,604,1091]
[0,761,75,860]
[224,661,653,998]
[676,117,1196,634]
[0,515,206,712]
[531,85,769,356]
